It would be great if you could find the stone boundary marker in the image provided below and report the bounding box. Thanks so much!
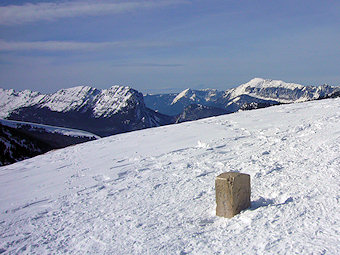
[215,172,251,218]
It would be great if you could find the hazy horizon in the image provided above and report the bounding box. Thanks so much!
[1,76,340,96]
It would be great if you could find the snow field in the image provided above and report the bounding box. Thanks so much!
[0,98,340,254]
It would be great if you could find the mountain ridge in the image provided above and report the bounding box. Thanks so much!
[0,85,174,137]
[1,78,340,137]
[145,78,340,116]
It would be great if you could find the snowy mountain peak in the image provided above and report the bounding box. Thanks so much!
[246,78,304,89]
[0,88,42,100]
[247,77,267,85]
[171,88,192,104]
[93,85,143,118]
[145,78,340,116]
[226,78,335,103]
[41,86,101,113]
[1,85,174,137]
[0,85,144,119]
[2,78,340,136]
[171,88,226,106]
[0,88,44,118]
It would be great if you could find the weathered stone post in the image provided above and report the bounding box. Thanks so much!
[215,172,251,218]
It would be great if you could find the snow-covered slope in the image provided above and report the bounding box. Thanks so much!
[0,86,174,136]
[0,88,44,119]
[0,86,139,119]
[171,88,224,105]
[40,85,144,118]
[1,98,339,254]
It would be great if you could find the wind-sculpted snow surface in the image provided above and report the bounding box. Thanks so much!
[1,98,340,254]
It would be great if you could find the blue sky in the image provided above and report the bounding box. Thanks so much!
[0,0,339,94]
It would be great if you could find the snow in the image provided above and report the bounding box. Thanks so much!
[245,77,305,89]
[171,88,191,104]
[93,86,134,117]
[41,86,98,112]
[0,119,100,139]
[0,85,139,119]
[226,78,336,104]
[170,88,225,108]
[1,98,340,254]
[40,85,135,117]
[0,88,44,118]
[227,78,304,102]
